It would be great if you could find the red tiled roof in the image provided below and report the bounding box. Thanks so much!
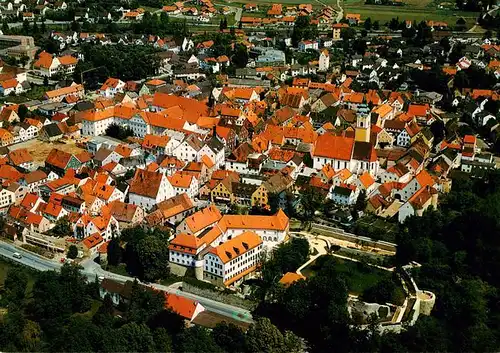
[129,169,164,199]
[164,293,200,320]
[313,132,354,161]
[45,149,73,169]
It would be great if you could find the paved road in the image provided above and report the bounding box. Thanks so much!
[8,19,72,28]
[335,0,344,22]
[0,241,60,271]
[234,7,242,23]
[292,232,329,275]
[0,240,253,324]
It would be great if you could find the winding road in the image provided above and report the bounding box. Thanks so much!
[0,240,253,324]
[336,0,344,23]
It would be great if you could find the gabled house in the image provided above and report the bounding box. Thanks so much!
[128,169,174,211]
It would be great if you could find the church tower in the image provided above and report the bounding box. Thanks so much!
[355,111,371,143]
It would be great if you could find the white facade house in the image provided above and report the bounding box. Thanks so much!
[99,78,126,97]
[319,49,330,72]
[328,185,358,205]
[169,173,199,200]
[127,113,151,138]
[22,124,39,140]
[396,171,436,202]
[168,233,206,268]
[199,138,225,168]
[82,116,115,136]
[74,214,119,241]
[20,172,48,193]
[398,186,438,223]
[225,160,248,174]
[0,187,16,211]
[128,169,175,211]
[173,135,203,162]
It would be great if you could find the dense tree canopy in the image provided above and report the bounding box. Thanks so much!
[0,265,299,352]
[261,237,310,290]
[110,226,172,281]
[105,123,135,141]
[75,44,161,86]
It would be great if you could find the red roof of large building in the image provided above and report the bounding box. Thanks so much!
[313,133,355,161]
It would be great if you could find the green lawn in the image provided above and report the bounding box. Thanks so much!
[0,259,10,285]
[343,0,479,28]
[215,14,236,26]
[106,264,129,277]
[302,255,404,304]
[219,0,335,7]
[1,85,54,104]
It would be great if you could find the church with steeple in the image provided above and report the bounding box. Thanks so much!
[311,107,379,176]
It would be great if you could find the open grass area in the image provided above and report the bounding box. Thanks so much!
[335,247,397,268]
[302,255,388,295]
[0,260,10,285]
[302,255,404,304]
[220,0,337,8]
[73,300,102,318]
[343,0,479,27]
[106,264,129,277]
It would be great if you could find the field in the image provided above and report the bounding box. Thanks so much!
[221,0,329,6]
[0,259,9,285]
[342,0,479,27]
[219,0,477,29]
[8,139,84,166]
[302,255,404,304]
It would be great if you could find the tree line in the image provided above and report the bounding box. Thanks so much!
[0,263,302,352]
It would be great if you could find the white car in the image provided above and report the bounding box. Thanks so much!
[13,252,22,259]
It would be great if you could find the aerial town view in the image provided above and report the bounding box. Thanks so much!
[0,0,499,351]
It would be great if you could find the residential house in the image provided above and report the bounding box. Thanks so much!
[107,200,145,228]
[44,149,82,176]
[128,169,175,211]
[168,171,199,199]
[251,171,294,209]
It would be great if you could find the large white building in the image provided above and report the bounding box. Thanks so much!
[173,134,204,162]
[203,231,263,287]
[0,186,16,211]
[318,49,330,72]
[99,78,126,97]
[171,206,290,281]
[169,233,206,268]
